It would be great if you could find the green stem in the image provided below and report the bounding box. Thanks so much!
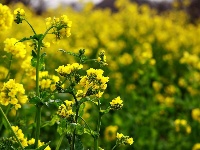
[0,105,11,131]
[71,92,79,150]
[24,19,37,35]
[34,105,42,148]
[111,144,118,150]
[94,99,102,150]
[33,25,53,148]
[56,134,65,150]
[78,116,94,138]
[34,39,42,148]
[0,106,24,149]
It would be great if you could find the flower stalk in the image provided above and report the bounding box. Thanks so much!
[94,99,102,150]
[0,106,24,149]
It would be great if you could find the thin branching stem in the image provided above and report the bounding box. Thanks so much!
[0,107,24,149]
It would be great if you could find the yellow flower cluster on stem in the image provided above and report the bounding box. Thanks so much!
[0,79,28,110]
[12,126,51,149]
[55,63,83,77]
[45,15,72,40]
[79,68,109,98]
[57,100,74,119]
[110,96,123,110]
[111,132,134,149]
[39,71,60,91]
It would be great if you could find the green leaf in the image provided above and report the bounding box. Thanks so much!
[84,128,98,137]
[78,103,85,120]
[79,97,90,105]
[35,141,50,150]
[44,99,63,107]
[75,124,84,135]
[31,52,46,71]
[32,50,37,58]
[29,96,42,104]
[17,37,32,43]
[75,136,84,150]
[31,34,43,41]
[57,119,67,135]
[41,115,60,127]
[100,107,110,115]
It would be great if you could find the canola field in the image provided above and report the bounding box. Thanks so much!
[0,0,200,149]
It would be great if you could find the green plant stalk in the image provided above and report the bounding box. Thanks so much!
[0,53,13,130]
[0,106,24,149]
[34,39,42,148]
[56,134,65,150]
[78,116,94,137]
[24,19,36,35]
[94,99,102,150]
[71,92,80,150]
[111,144,118,150]
[34,25,54,149]
[0,104,11,131]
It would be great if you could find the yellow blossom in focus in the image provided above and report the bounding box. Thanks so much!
[110,96,123,110]
[28,138,35,145]
[116,133,124,139]
[126,137,134,145]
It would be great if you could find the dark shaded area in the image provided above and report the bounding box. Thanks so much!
[187,0,200,23]
[2,0,200,22]
[95,0,200,23]
[1,0,30,5]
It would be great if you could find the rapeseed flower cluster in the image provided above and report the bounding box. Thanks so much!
[45,15,72,40]
[79,68,109,98]
[12,126,51,149]
[12,126,28,147]
[14,8,25,24]
[55,63,83,77]
[116,132,134,145]
[39,71,60,91]
[0,79,28,110]
[4,38,26,58]
[57,100,74,119]
[0,4,13,31]
[174,119,191,134]
[110,96,123,110]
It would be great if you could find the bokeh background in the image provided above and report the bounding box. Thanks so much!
[0,0,200,149]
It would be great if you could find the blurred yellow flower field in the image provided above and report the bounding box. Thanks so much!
[0,0,200,149]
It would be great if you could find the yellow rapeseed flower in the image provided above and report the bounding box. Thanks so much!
[0,4,13,31]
